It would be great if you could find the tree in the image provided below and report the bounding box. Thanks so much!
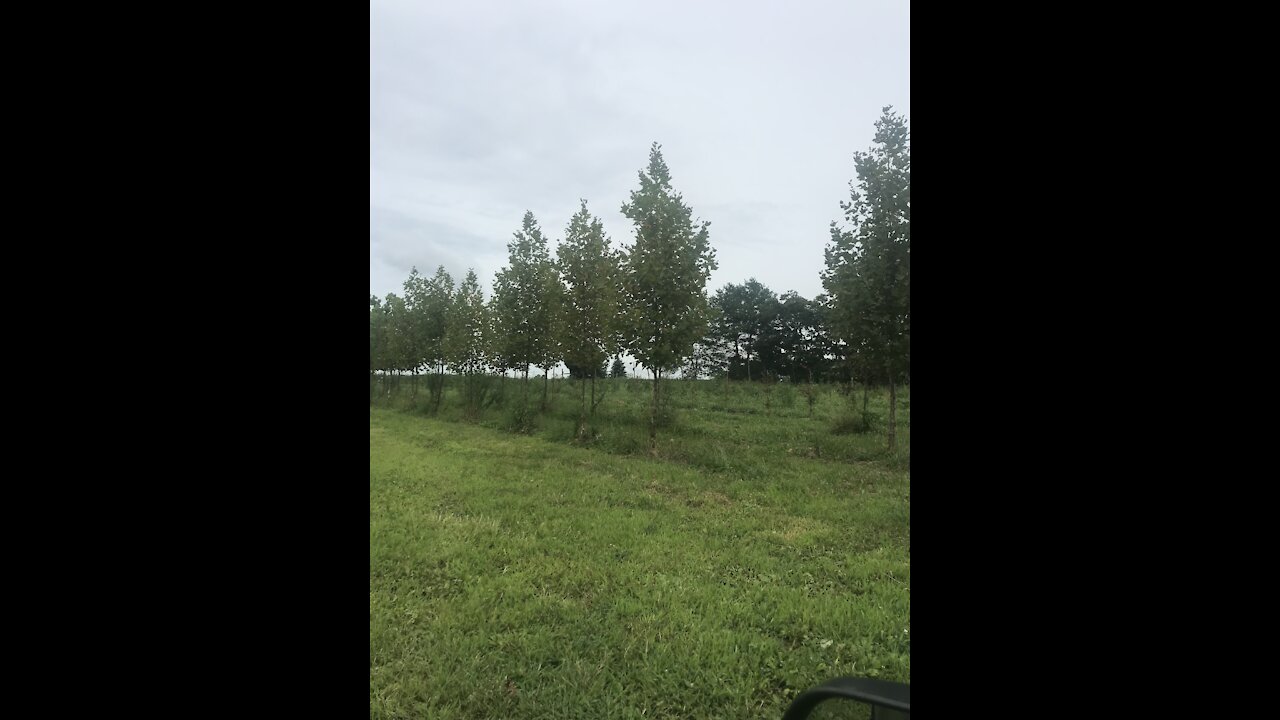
[619,143,717,451]
[444,269,490,417]
[822,106,910,449]
[682,338,729,380]
[382,292,411,389]
[565,361,607,379]
[370,295,387,396]
[610,357,627,378]
[492,211,563,412]
[402,267,428,398]
[419,266,454,411]
[752,291,829,382]
[756,291,835,416]
[710,278,779,381]
[557,199,622,438]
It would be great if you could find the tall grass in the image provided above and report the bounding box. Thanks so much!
[372,375,909,473]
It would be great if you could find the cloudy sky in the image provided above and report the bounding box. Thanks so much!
[370,0,909,304]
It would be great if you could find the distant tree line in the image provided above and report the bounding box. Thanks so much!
[371,108,909,448]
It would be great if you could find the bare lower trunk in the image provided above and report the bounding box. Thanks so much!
[863,382,869,413]
[578,375,588,440]
[434,362,445,411]
[591,372,607,414]
[542,368,549,412]
[523,366,530,412]
[649,368,660,453]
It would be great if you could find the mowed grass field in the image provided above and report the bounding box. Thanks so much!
[370,378,909,719]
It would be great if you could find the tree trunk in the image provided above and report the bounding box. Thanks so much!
[412,370,418,399]
[590,373,596,415]
[650,368,660,453]
[523,366,530,413]
[434,362,444,411]
[578,375,587,440]
[542,368,549,412]
[862,381,869,413]
[468,371,479,417]
[888,377,897,452]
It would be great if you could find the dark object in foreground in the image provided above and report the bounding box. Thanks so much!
[782,676,910,719]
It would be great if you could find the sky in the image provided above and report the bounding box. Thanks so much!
[370,0,909,307]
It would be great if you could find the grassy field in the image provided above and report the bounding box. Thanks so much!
[370,378,909,719]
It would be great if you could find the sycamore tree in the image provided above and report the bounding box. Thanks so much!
[419,265,454,410]
[822,106,910,450]
[444,269,490,417]
[382,291,411,386]
[401,267,429,398]
[556,199,621,438]
[492,211,563,412]
[403,265,456,407]
[619,143,717,451]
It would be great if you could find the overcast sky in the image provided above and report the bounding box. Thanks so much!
[370,0,909,305]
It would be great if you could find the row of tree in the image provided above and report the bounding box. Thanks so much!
[372,143,714,449]
[371,107,909,449]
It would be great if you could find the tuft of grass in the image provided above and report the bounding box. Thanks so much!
[830,413,872,435]
[503,403,537,434]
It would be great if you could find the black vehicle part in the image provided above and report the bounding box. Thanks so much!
[782,676,910,719]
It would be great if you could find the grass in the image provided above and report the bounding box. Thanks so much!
[370,378,909,719]
[372,376,909,472]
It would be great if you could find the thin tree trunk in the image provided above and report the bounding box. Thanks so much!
[434,362,444,411]
[523,366,530,413]
[542,368,549,412]
[862,381,869,413]
[468,371,478,416]
[412,370,418,399]
[578,375,587,440]
[888,377,897,451]
[590,373,596,414]
[650,368,659,453]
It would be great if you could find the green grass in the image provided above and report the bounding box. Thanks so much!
[372,376,909,472]
[370,378,909,719]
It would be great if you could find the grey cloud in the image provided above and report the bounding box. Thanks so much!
[371,0,909,302]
